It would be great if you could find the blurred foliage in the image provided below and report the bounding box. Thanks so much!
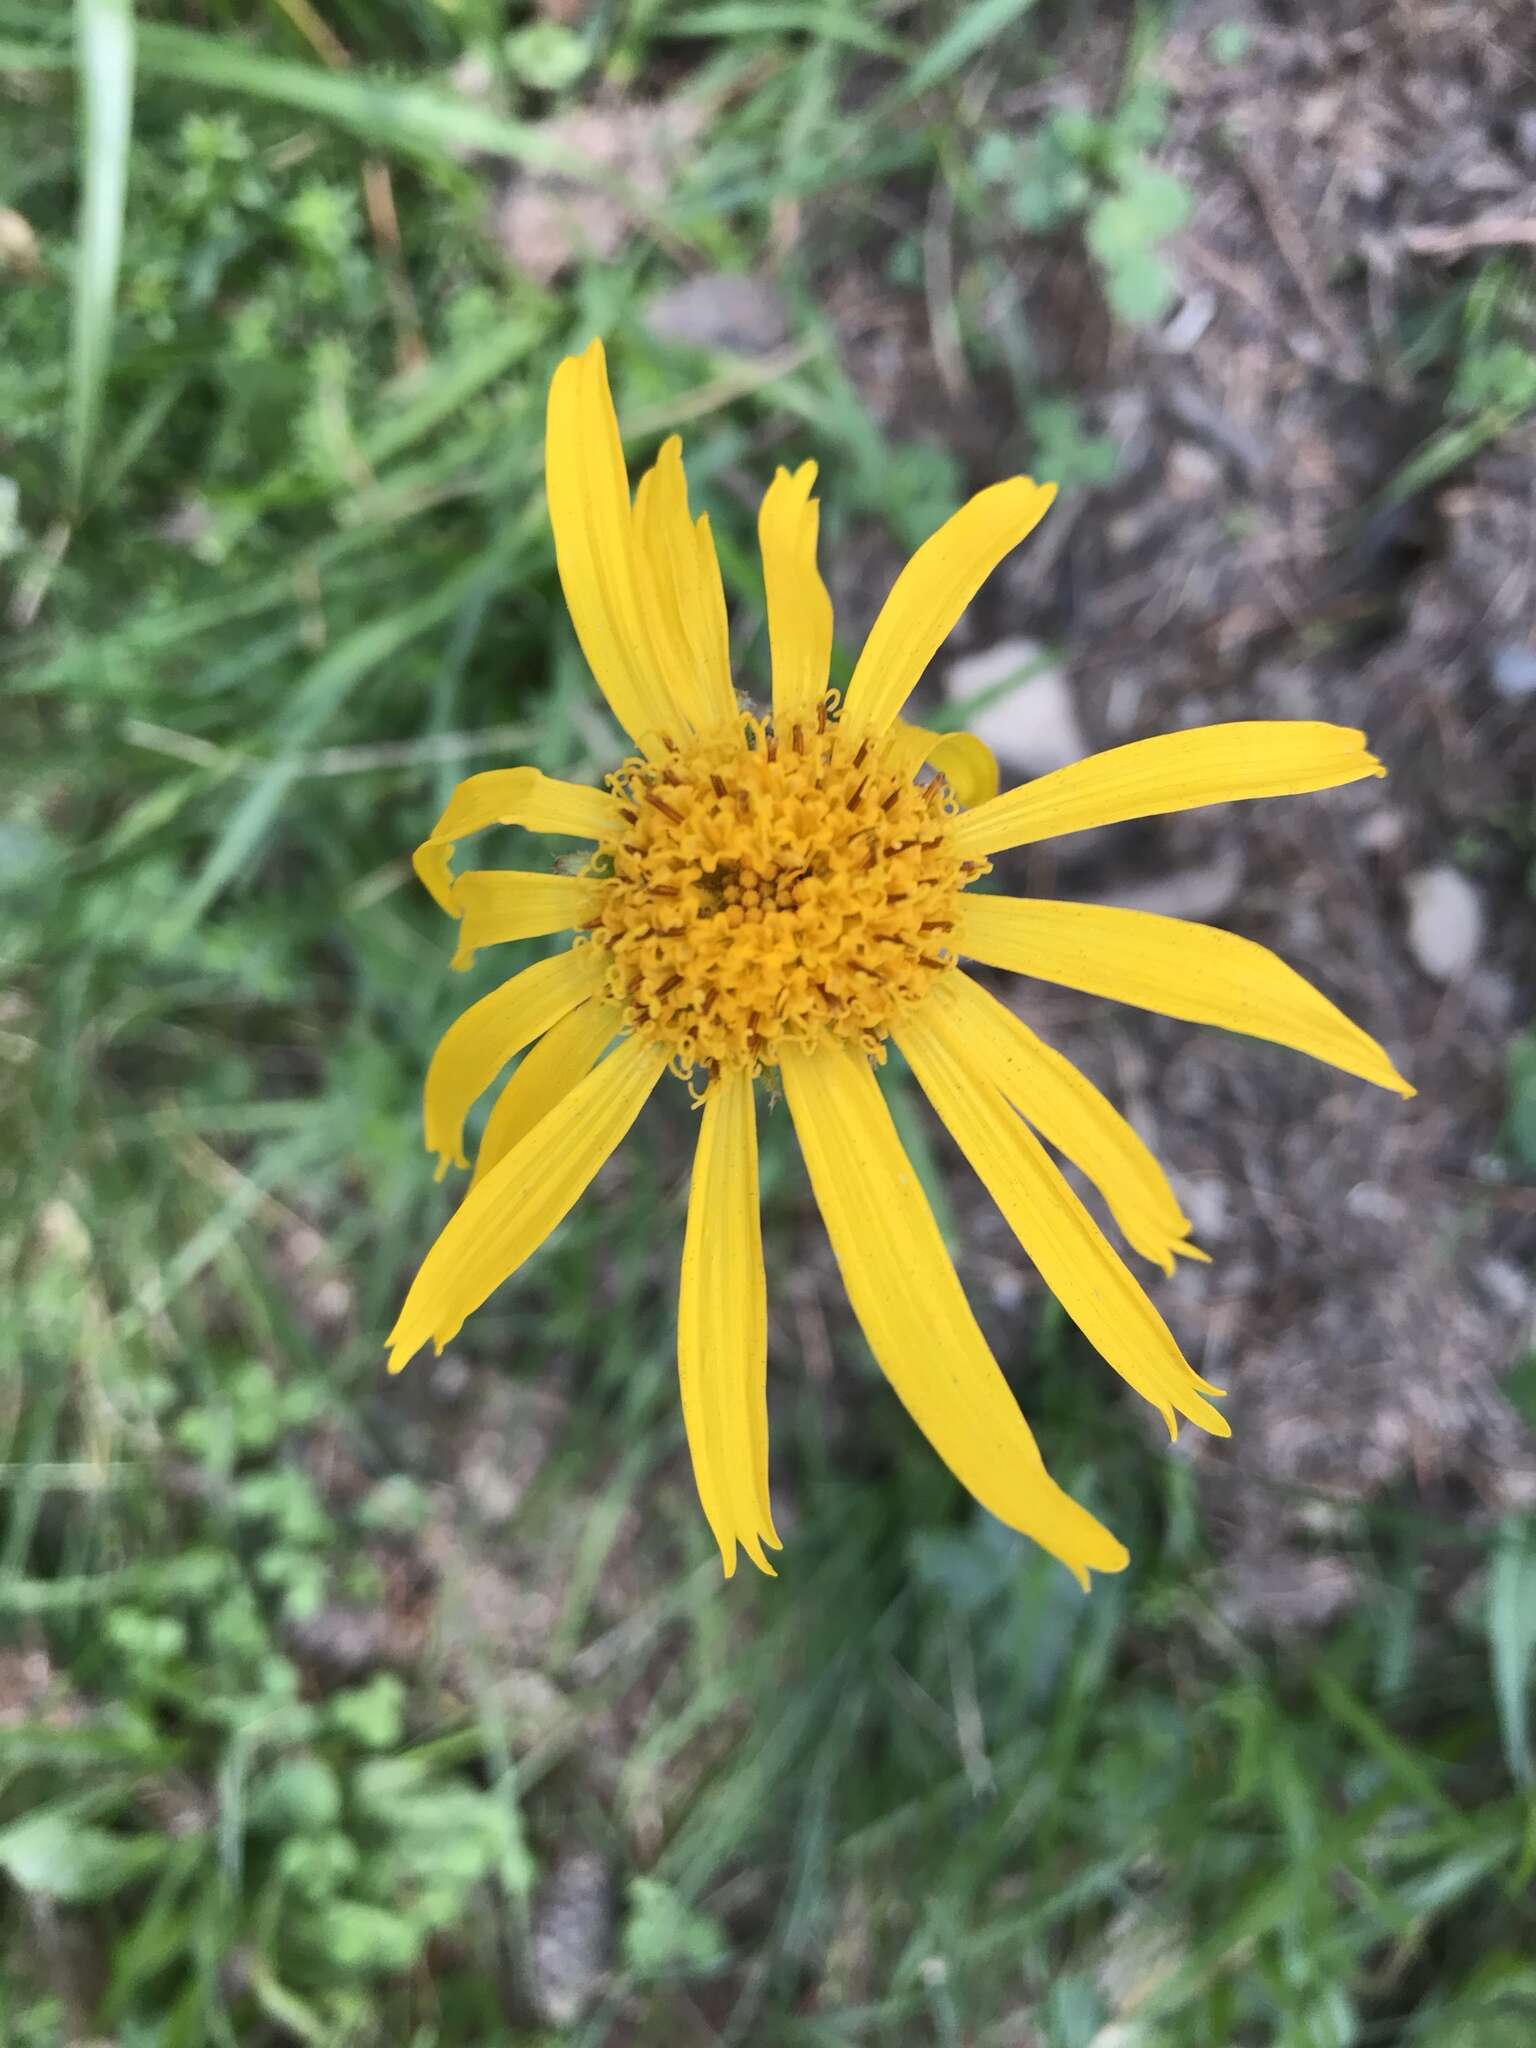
[1,1,1534,2044]
[973,83,1192,325]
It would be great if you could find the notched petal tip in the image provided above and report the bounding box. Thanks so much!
[1074,1527,1131,1587]
[1170,1383,1231,1438]
[413,844,457,916]
[558,335,607,380]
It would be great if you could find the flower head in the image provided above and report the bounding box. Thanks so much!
[389,339,1412,1587]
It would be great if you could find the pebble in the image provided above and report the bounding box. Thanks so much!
[1166,439,1223,499]
[1090,849,1243,922]
[1490,641,1536,700]
[1177,1173,1233,1246]
[643,272,790,356]
[1478,1256,1534,1320]
[533,1850,612,2025]
[943,638,1087,776]
[1403,864,1483,982]
[1355,806,1407,854]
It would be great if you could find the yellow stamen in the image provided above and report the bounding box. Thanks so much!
[585,700,986,1077]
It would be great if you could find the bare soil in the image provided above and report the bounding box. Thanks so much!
[817,0,1536,1624]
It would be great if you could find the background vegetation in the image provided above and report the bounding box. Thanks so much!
[3,2,1534,2043]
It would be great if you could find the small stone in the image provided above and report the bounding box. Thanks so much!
[1159,290,1217,354]
[990,1268,1027,1311]
[1468,968,1517,1025]
[1490,641,1536,700]
[942,638,1087,777]
[1176,1174,1233,1246]
[1092,850,1243,922]
[1404,864,1482,982]
[1345,1181,1408,1227]
[1166,439,1223,499]
[493,100,701,283]
[283,1602,389,1677]
[1355,806,1407,854]
[448,51,495,102]
[0,208,38,273]
[533,1850,612,2025]
[156,497,215,550]
[1478,1257,1533,1319]
[643,272,790,356]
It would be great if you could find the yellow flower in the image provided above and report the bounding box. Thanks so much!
[388,339,1412,1587]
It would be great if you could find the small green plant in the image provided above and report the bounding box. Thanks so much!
[973,81,1192,323]
[1506,1031,1536,1173]
[1386,260,1536,502]
[1026,395,1120,490]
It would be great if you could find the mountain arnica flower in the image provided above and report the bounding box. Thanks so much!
[388,339,1412,1586]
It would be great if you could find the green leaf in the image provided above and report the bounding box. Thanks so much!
[328,1673,405,1750]
[504,23,590,93]
[622,1876,728,1982]
[1452,344,1536,418]
[310,1898,421,1975]
[1505,1032,1536,1172]
[1084,192,1142,265]
[885,0,1039,105]
[69,0,136,507]
[0,1811,167,1901]
[1123,164,1192,239]
[1488,1516,1536,1785]
[1026,397,1120,489]
[1102,247,1180,325]
[248,1758,343,1834]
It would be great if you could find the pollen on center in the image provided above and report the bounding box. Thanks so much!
[583,700,984,1078]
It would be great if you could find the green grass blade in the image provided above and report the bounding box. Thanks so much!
[1489,1516,1536,1785]
[68,0,135,509]
[887,0,1038,104]
[176,557,499,924]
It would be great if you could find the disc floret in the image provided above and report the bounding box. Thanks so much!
[585,701,983,1076]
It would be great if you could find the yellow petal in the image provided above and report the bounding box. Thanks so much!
[471,998,622,1191]
[546,339,695,749]
[927,974,1201,1273]
[960,895,1414,1097]
[953,721,1387,859]
[758,461,833,728]
[389,1034,670,1373]
[924,730,1000,809]
[778,1041,1127,1586]
[839,478,1057,736]
[678,1069,780,1578]
[413,766,622,915]
[897,1004,1228,1440]
[633,436,737,731]
[887,721,1001,810]
[695,512,733,712]
[423,945,604,1175]
[448,870,604,971]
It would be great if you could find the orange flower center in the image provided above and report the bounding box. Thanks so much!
[585,704,980,1077]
